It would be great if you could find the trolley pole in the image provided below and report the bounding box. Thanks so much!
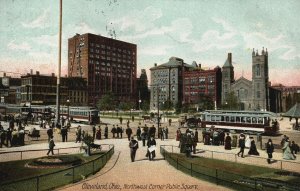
[56,0,62,128]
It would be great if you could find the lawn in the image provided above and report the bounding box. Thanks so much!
[0,152,105,187]
[167,153,300,190]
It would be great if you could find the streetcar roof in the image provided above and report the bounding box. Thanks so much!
[203,110,277,117]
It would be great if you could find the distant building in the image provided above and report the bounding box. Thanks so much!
[0,73,21,104]
[272,84,300,112]
[183,63,222,109]
[136,69,150,108]
[68,33,137,106]
[66,77,88,106]
[150,57,193,111]
[221,49,281,112]
[20,71,68,105]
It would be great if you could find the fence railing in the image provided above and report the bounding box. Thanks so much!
[161,144,300,172]
[0,144,113,162]
[0,144,114,191]
[160,145,299,191]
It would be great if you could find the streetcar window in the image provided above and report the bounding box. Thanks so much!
[258,117,263,124]
[225,116,229,122]
[252,117,257,123]
[241,117,246,123]
[215,115,221,122]
[246,117,251,123]
[230,117,235,122]
[211,116,216,121]
[236,117,240,123]
[221,116,225,122]
[207,115,211,121]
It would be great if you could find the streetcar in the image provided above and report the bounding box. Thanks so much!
[55,106,100,124]
[201,110,279,135]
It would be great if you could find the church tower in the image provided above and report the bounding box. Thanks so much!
[252,47,269,111]
[222,53,234,104]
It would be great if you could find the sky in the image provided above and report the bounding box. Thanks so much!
[0,0,300,86]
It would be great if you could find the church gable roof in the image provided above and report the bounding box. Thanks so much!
[232,76,252,88]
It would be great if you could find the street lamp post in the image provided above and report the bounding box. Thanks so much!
[157,86,160,130]
[67,99,70,120]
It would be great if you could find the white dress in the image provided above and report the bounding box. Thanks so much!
[245,135,251,148]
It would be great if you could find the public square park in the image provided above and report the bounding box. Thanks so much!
[0,111,300,191]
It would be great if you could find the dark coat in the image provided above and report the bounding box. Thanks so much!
[266,142,274,153]
[147,139,156,147]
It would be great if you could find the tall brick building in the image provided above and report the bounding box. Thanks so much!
[183,64,222,109]
[68,33,137,106]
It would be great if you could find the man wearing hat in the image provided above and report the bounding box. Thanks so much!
[47,136,55,155]
[129,136,139,162]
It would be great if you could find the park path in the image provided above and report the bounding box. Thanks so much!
[58,138,231,191]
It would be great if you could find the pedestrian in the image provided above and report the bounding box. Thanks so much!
[160,128,165,141]
[127,120,130,128]
[266,139,274,164]
[75,126,82,143]
[6,128,12,147]
[136,127,141,141]
[61,126,68,142]
[283,138,295,160]
[126,126,132,141]
[120,126,123,138]
[168,118,172,126]
[280,135,287,148]
[119,117,123,124]
[248,137,259,156]
[96,126,101,140]
[132,115,134,122]
[129,136,139,162]
[219,131,225,145]
[92,125,96,140]
[237,133,245,158]
[147,136,156,161]
[104,125,108,139]
[194,129,198,142]
[116,125,121,138]
[141,128,148,147]
[165,127,169,139]
[47,136,55,156]
[224,133,232,150]
[290,141,299,157]
[111,125,116,138]
[176,128,181,141]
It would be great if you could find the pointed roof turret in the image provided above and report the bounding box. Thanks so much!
[223,53,233,68]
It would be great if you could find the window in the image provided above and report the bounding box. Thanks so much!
[255,64,260,76]
[257,91,260,98]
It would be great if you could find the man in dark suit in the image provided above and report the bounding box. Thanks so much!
[47,136,55,155]
[237,133,246,158]
[129,136,139,162]
[147,136,156,161]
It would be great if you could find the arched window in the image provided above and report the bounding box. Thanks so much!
[256,64,260,76]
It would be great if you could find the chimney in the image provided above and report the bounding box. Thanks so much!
[36,71,40,75]
[3,73,6,77]
[198,64,201,69]
[30,69,33,75]
[154,63,157,67]
[228,53,232,64]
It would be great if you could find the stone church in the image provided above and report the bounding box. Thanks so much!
[221,48,271,111]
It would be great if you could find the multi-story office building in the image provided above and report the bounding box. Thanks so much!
[183,64,222,109]
[68,33,137,106]
[20,71,68,105]
[150,57,193,110]
[66,77,88,106]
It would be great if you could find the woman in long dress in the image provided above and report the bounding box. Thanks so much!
[248,138,259,155]
[283,138,295,160]
[224,133,232,150]
[245,135,251,148]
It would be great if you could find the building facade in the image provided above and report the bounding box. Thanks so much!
[183,64,222,109]
[137,69,150,109]
[68,33,137,106]
[150,57,193,111]
[272,84,300,112]
[0,74,21,104]
[221,48,278,111]
[66,77,88,106]
[20,71,68,105]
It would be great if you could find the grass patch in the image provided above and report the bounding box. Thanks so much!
[0,152,104,185]
[168,153,300,188]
